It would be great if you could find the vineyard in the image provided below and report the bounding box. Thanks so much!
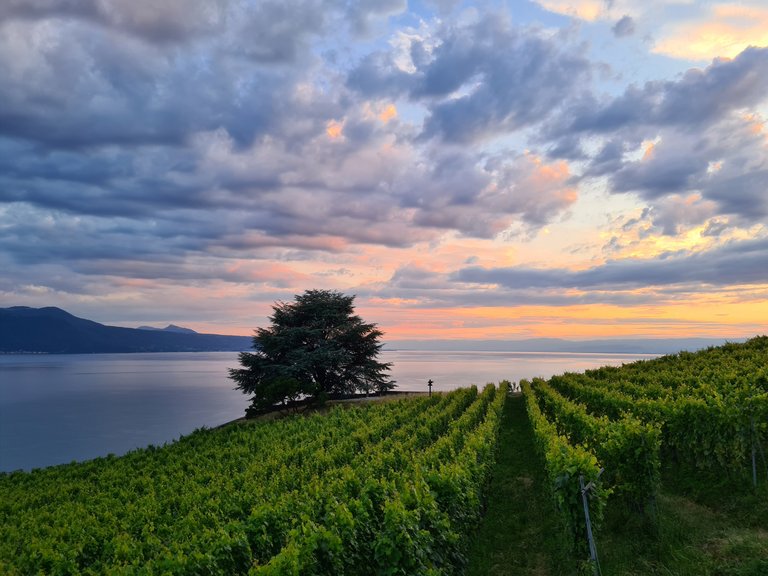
[522,335,768,573]
[0,384,507,575]
[4,337,768,575]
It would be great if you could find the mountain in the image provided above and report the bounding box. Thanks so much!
[2,306,742,356]
[137,324,198,334]
[0,307,253,354]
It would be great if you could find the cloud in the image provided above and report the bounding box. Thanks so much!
[1,0,766,341]
[536,0,768,61]
[1,85,578,252]
[612,15,635,37]
[455,237,768,290]
[227,1,332,64]
[551,46,768,136]
[0,18,300,149]
[345,0,406,36]
[348,12,593,143]
[535,0,604,21]
[398,150,578,237]
[0,1,413,151]
[368,262,670,309]
[0,2,588,275]
[0,0,390,56]
[0,0,228,44]
[608,114,768,225]
[545,47,768,232]
[642,194,719,236]
[654,3,768,60]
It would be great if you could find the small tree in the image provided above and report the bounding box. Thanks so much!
[229,289,395,413]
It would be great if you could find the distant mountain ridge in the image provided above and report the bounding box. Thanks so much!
[1,306,748,355]
[0,307,253,354]
[137,324,198,334]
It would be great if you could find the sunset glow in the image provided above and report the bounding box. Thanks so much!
[0,1,766,344]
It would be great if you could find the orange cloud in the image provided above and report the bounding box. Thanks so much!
[536,0,603,21]
[362,102,399,124]
[654,4,768,60]
[363,294,768,341]
[537,1,768,61]
[326,120,344,139]
[378,103,398,123]
[528,155,577,198]
[642,142,656,161]
[742,113,767,136]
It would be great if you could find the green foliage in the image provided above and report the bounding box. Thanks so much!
[229,289,394,412]
[533,378,661,510]
[548,337,768,479]
[521,379,609,564]
[0,385,507,575]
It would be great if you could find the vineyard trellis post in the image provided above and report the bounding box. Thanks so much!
[580,469,603,576]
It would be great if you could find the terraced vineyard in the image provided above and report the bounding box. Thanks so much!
[522,336,768,574]
[0,384,506,575]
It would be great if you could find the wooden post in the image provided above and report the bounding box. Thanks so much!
[427,379,433,397]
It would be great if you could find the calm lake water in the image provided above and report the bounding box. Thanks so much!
[0,350,653,472]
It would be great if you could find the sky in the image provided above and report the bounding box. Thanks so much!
[1,0,767,342]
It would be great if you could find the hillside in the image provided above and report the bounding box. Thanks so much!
[515,336,768,575]
[0,386,505,574]
[0,306,253,354]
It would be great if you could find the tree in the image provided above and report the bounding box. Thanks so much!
[229,289,395,413]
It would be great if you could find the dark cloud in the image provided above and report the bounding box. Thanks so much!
[0,19,295,149]
[606,115,768,225]
[643,195,718,236]
[346,51,417,98]
[545,135,587,160]
[0,1,324,50]
[345,0,406,36]
[544,46,768,234]
[229,1,329,63]
[612,15,635,38]
[708,169,768,218]
[348,13,593,143]
[582,138,629,178]
[455,237,768,290]
[423,0,462,13]
[366,264,669,308]
[701,219,730,238]
[551,47,768,137]
[0,0,403,150]
[610,138,708,197]
[0,0,230,45]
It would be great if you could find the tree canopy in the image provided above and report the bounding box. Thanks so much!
[229,289,395,412]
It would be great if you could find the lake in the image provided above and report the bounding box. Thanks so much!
[0,350,654,472]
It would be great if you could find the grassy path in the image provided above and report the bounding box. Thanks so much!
[467,393,569,576]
